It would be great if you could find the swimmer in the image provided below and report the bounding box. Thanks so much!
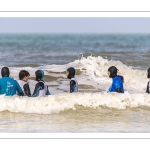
[146,68,150,93]
[0,67,24,96]
[107,66,124,93]
[32,70,50,97]
[66,67,78,93]
[17,70,31,97]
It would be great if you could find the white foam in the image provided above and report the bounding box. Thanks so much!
[0,92,150,114]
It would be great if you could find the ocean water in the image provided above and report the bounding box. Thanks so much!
[0,34,150,132]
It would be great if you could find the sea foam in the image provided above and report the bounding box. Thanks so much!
[0,92,150,114]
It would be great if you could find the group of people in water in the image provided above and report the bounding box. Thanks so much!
[0,67,50,97]
[0,66,78,97]
[0,65,149,97]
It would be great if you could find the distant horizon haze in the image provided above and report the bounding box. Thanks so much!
[0,18,150,33]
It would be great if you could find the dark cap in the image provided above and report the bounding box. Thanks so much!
[108,66,118,78]
[35,70,44,81]
[67,67,75,79]
[1,67,10,77]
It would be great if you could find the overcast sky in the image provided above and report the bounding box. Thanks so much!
[0,18,150,33]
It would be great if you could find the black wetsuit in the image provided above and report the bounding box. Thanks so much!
[32,80,50,97]
[17,80,31,97]
[70,80,76,93]
[69,78,78,93]
[146,81,150,93]
[23,84,31,96]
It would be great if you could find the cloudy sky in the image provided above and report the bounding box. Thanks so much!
[0,18,150,33]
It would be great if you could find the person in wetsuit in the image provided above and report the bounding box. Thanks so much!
[107,66,124,93]
[146,68,150,93]
[32,70,50,97]
[66,67,78,93]
[17,70,31,97]
[0,67,24,96]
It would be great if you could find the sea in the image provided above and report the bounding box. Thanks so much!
[0,33,150,133]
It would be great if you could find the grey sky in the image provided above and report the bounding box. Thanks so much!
[0,18,150,33]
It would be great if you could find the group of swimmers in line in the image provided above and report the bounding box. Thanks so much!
[0,66,78,97]
[0,66,149,97]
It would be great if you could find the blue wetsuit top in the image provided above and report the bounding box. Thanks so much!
[108,76,124,93]
[0,77,23,96]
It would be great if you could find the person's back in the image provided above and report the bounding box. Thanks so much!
[66,67,78,93]
[0,67,23,96]
[70,77,78,93]
[32,70,50,97]
[17,70,31,97]
[107,66,124,93]
[108,76,124,93]
[33,80,50,97]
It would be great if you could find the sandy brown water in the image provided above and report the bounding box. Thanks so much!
[0,107,150,133]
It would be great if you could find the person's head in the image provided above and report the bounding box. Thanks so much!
[19,70,30,82]
[1,67,10,77]
[35,70,44,81]
[108,66,118,78]
[66,67,75,79]
[147,68,150,78]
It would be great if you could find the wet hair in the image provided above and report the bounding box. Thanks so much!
[19,70,30,80]
[1,67,10,77]
[147,68,150,78]
[67,67,75,79]
[35,70,44,81]
[108,66,118,78]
